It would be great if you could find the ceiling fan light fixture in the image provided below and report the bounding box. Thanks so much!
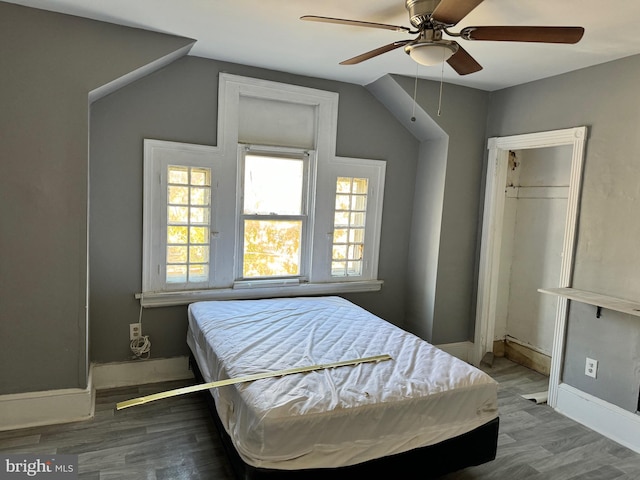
[405,42,458,66]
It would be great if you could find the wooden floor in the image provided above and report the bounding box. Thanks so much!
[1,357,639,479]
[443,357,640,479]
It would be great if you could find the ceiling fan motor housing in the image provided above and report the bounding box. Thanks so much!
[405,0,441,28]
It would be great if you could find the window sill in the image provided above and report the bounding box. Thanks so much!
[136,280,383,308]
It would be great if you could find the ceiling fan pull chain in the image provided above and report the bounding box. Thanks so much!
[437,47,445,117]
[411,62,419,122]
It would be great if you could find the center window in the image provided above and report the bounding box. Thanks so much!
[239,147,312,280]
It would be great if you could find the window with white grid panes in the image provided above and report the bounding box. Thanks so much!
[332,177,368,277]
[166,166,211,284]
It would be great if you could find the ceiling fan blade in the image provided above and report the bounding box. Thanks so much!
[461,26,585,44]
[301,15,412,33]
[431,0,485,26]
[340,40,413,65]
[446,44,483,75]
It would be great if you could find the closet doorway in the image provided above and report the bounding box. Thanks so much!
[493,146,572,375]
[474,127,587,407]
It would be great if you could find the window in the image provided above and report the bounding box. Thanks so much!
[309,158,386,285]
[332,177,368,277]
[140,75,385,306]
[238,147,312,280]
[166,166,211,284]
[142,142,384,303]
[142,140,222,295]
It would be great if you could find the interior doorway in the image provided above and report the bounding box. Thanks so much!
[493,146,572,376]
[474,127,587,408]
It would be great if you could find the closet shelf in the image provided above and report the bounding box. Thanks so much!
[538,287,640,318]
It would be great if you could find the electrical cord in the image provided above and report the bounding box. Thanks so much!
[130,335,151,359]
[131,300,151,359]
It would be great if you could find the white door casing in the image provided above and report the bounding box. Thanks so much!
[473,126,587,407]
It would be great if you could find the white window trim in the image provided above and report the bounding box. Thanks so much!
[136,280,383,307]
[142,139,224,293]
[312,156,386,283]
[234,144,316,283]
[139,74,385,306]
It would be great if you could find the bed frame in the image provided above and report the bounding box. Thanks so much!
[190,355,499,479]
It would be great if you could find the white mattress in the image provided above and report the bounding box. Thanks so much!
[187,296,498,471]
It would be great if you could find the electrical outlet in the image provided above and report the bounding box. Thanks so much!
[585,357,598,378]
[130,323,142,341]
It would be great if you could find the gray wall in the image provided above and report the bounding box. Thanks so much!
[406,138,449,343]
[0,2,196,394]
[487,55,640,412]
[89,56,420,363]
[390,76,490,345]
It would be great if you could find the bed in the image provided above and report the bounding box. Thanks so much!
[187,296,499,479]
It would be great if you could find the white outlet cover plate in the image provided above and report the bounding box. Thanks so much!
[130,323,141,341]
[585,357,598,378]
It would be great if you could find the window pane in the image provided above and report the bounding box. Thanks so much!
[352,178,368,194]
[165,165,212,286]
[332,245,347,260]
[189,226,208,244]
[168,186,189,205]
[332,261,346,276]
[168,206,189,224]
[167,264,187,283]
[190,187,210,206]
[332,176,368,278]
[191,168,210,186]
[188,264,209,282]
[167,245,188,263]
[335,195,350,210]
[168,166,189,185]
[333,229,348,243]
[348,261,363,276]
[351,195,367,211]
[350,212,366,227]
[189,245,209,263]
[189,207,209,225]
[243,220,302,278]
[349,228,364,243]
[167,226,188,244]
[336,177,351,193]
[334,211,349,227]
[244,154,303,215]
[348,244,363,260]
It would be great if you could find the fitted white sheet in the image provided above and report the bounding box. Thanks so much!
[187,296,498,470]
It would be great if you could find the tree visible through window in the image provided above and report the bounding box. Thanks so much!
[166,165,211,284]
[240,151,308,279]
[332,177,368,277]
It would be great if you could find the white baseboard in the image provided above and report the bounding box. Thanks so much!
[0,375,94,432]
[435,341,474,363]
[0,356,195,432]
[555,383,640,454]
[92,355,194,390]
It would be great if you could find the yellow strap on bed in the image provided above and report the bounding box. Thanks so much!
[116,354,392,411]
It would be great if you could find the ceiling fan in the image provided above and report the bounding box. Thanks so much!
[301,0,585,75]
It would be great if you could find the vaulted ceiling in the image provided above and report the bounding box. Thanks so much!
[7,0,640,91]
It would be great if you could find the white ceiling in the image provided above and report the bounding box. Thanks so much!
[7,0,640,91]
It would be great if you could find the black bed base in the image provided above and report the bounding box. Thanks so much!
[190,355,499,480]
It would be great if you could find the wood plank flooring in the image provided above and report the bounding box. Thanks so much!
[1,357,638,479]
[443,357,640,480]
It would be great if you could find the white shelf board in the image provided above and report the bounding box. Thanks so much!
[538,287,640,318]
